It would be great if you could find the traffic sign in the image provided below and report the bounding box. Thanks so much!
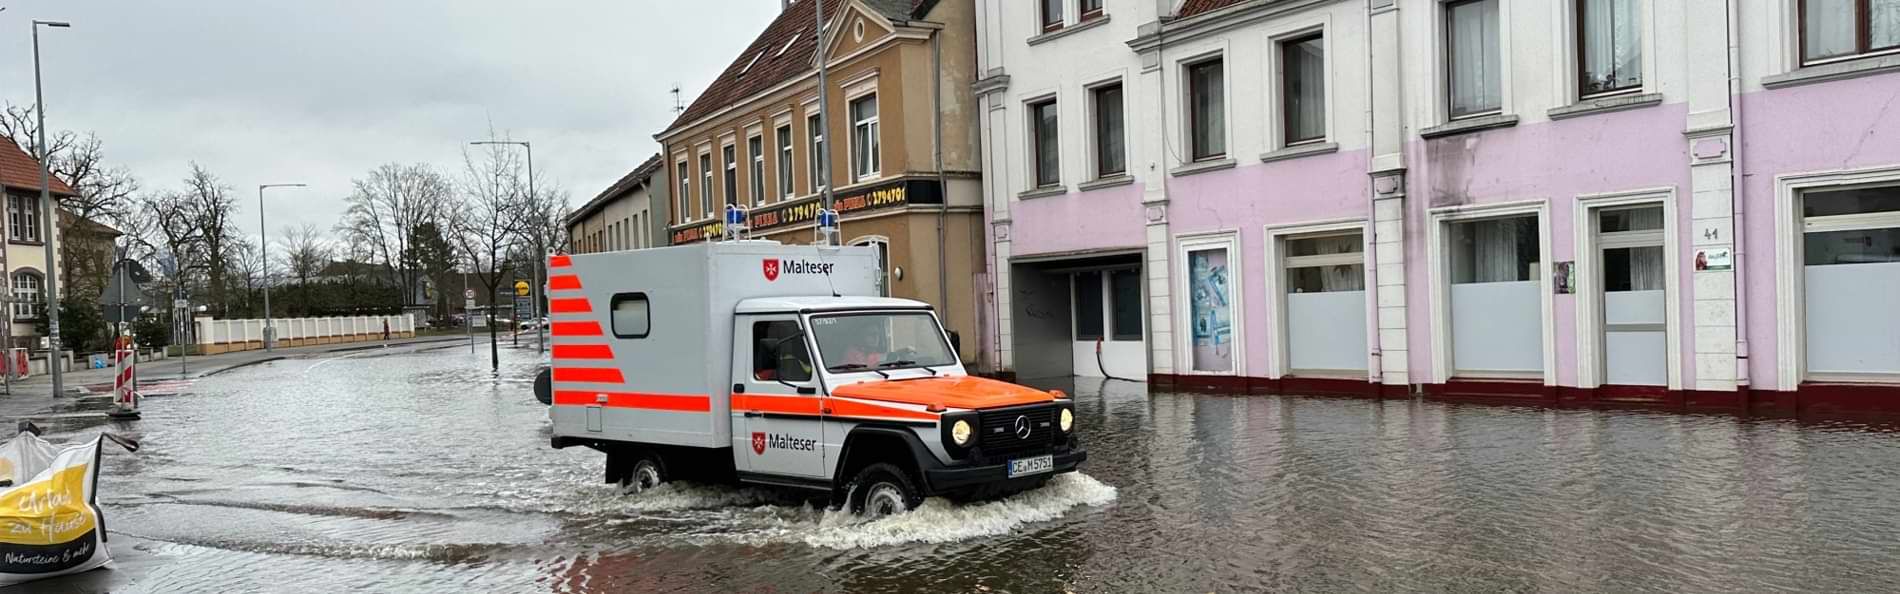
[514,280,531,296]
[464,289,476,299]
[465,299,477,310]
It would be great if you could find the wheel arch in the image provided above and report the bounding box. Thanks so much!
[834,425,938,494]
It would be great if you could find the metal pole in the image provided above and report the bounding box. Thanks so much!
[814,0,835,245]
[34,21,66,397]
[259,186,272,350]
[525,142,544,354]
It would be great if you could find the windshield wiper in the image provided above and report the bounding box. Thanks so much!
[876,360,938,375]
[827,363,888,378]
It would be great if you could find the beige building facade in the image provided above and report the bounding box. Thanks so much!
[658,0,987,367]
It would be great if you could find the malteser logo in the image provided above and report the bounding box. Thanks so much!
[762,258,833,282]
[751,432,817,455]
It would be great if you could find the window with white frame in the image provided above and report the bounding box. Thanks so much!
[1041,0,1064,31]
[807,112,826,193]
[748,135,765,206]
[776,124,794,199]
[1186,57,1226,161]
[1030,97,1060,188]
[1802,0,1900,64]
[1578,0,1642,96]
[7,194,40,243]
[1282,33,1326,145]
[722,143,738,210]
[1091,83,1126,178]
[850,236,891,296]
[1446,0,1502,119]
[699,152,714,219]
[11,271,41,319]
[675,159,690,223]
[1800,184,1900,378]
[850,94,880,181]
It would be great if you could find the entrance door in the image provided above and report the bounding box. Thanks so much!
[1071,268,1145,378]
[732,315,826,478]
[1597,206,1667,386]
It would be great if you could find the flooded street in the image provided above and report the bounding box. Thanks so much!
[28,344,1900,592]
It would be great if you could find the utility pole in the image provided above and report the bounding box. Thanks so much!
[34,19,71,397]
[257,184,307,351]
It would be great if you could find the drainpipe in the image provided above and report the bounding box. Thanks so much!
[1361,0,1382,386]
[934,26,950,341]
[1725,0,1751,393]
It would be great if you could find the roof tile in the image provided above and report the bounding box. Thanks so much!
[0,136,77,196]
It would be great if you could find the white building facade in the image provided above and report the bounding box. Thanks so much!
[976,0,1900,415]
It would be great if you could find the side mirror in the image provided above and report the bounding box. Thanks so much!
[947,330,962,355]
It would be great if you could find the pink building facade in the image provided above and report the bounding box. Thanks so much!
[975,0,1900,415]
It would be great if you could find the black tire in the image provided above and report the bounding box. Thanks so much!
[620,450,667,493]
[533,367,552,405]
[845,463,923,517]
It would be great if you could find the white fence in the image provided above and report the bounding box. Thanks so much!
[193,315,416,353]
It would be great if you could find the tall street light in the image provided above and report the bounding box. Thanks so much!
[258,183,306,351]
[469,140,543,354]
[34,19,70,396]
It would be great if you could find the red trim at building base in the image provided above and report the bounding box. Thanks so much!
[1135,375,1900,420]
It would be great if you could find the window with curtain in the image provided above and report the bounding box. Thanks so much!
[1282,34,1326,145]
[1110,268,1142,341]
[1031,98,1060,188]
[675,161,690,222]
[1187,58,1226,161]
[11,271,40,319]
[850,95,880,181]
[1447,0,1502,119]
[1579,0,1642,96]
[1042,0,1064,30]
[748,136,765,206]
[1600,207,1665,291]
[1286,234,1365,293]
[776,124,794,199]
[1803,0,1900,64]
[807,113,827,193]
[1092,83,1125,177]
[698,153,714,219]
[1074,270,1104,341]
[722,144,738,209]
[1450,216,1539,284]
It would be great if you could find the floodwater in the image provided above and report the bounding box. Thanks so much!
[25,344,1900,592]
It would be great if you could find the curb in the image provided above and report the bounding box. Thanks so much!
[323,337,466,354]
[196,356,287,378]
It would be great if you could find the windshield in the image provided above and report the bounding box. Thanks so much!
[811,312,957,373]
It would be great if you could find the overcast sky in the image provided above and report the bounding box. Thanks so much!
[0,0,779,245]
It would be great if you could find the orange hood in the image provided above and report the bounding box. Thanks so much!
[830,376,1057,410]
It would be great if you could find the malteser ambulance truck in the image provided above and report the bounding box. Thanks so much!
[537,241,1085,516]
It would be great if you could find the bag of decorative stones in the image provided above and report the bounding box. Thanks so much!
[0,425,138,586]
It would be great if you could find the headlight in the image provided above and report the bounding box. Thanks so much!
[1059,408,1074,432]
[951,419,973,445]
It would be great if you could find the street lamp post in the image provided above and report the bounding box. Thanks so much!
[34,19,70,396]
[257,183,306,351]
[469,140,543,353]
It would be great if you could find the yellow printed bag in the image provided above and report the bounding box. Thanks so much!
[0,430,137,587]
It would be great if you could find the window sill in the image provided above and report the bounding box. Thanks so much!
[1077,174,1134,192]
[7,240,44,247]
[1419,113,1519,139]
[1763,52,1900,89]
[1169,158,1236,177]
[1259,142,1338,164]
[1017,185,1069,200]
[1548,92,1661,120]
[1027,15,1110,46]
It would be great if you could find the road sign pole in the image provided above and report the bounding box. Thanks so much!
[465,288,477,354]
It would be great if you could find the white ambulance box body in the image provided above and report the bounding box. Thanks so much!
[547,241,880,450]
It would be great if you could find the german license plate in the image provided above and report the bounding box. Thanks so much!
[1007,454,1054,478]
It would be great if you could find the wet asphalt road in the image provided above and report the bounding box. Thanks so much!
[22,343,1900,592]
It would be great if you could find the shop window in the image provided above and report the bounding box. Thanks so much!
[1074,270,1104,341]
[1447,215,1542,375]
[1286,234,1364,293]
[1801,184,1900,378]
[1185,246,1234,372]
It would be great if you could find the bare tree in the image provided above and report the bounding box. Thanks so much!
[450,143,526,371]
[279,224,331,315]
[336,163,451,307]
[180,164,239,316]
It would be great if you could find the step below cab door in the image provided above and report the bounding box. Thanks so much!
[730,314,827,479]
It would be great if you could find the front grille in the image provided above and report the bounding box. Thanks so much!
[977,405,1056,457]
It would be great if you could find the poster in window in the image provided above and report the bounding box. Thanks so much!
[1188,248,1233,372]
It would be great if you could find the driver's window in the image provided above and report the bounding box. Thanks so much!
[753,320,812,383]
